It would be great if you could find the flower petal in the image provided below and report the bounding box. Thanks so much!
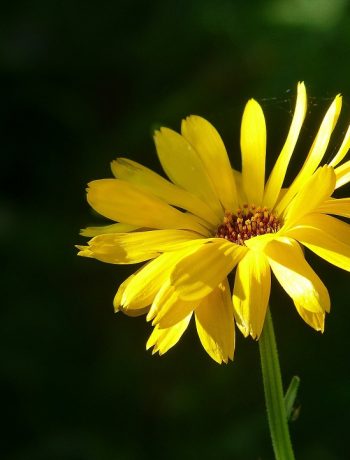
[146,313,192,356]
[77,230,203,264]
[181,115,238,210]
[195,279,235,364]
[80,223,139,237]
[263,82,307,209]
[285,213,350,272]
[316,198,350,218]
[118,244,203,311]
[170,239,247,301]
[232,249,271,339]
[154,128,223,218]
[335,160,350,189]
[265,237,330,313]
[282,165,335,229]
[111,158,219,227]
[149,281,195,327]
[232,169,248,204]
[240,99,266,205]
[329,124,350,167]
[276,94,342,214]
[87,179,209,235]
[293,305,325,332]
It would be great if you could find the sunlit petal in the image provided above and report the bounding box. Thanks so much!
[264,82,307,209]
[276,94,342,214]
[283,166,335,228]
[335,160,350,189]
[329,124,350,167]
[265,237,330,313]
[241,99,266,205]
[286,214,350,272]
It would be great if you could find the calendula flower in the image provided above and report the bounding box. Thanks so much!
[78,82,350,364]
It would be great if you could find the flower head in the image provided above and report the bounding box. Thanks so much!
[78,83,350,363]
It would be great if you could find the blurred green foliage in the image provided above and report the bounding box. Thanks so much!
[1,1,350,459]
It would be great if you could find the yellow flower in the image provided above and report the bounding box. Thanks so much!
[78,82,350,364]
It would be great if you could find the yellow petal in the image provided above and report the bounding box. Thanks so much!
[232,169,248,204]
[293,304,325,332]
[120,242,204,310]
[285,213,350,272]
[329,124,350,167]
[154,128,223,218]
[195,279,235,364]
[87,179,208,235]
[240,99,266,205]
[276,94,342,214]
[170,239,247,301]
[244,232,280,252]
[77,230,203,264]
[80,223,139,237]
[232,249,271,339]
[181,115,238,210]
[146,313,192,356]
[265,237,330,313]
[263,82,307,209]
[121,307,149,317]
[150,282,195,328]
[335,160,350,189]
[114,274,134,311]
[316,198,350,218]
[282,166,335,229]
[111,158,219,227]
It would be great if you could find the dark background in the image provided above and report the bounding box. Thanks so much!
[2,1,350,459]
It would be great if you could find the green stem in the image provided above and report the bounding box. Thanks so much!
[259,309,295,460]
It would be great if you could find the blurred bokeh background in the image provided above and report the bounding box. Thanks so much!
[2,1,350,459]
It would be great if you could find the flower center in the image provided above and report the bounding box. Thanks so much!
[215,205,281,245]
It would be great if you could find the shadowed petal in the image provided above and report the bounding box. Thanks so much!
[111,158,219,227]
[233,249,271,339]
[118,243,204,311]
[181,115,238,210]
[146,314,192,356]
[87,179,209,234]
[149,281,195,327]
[154,128,223,218]
[170,239,247,301]
[195,279,235,364]
[316,198,350,218]
[80,223,139,237]
[77,230,203,264]
[293,304,325,332]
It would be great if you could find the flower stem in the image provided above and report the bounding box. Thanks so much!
[259,308,295,460]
